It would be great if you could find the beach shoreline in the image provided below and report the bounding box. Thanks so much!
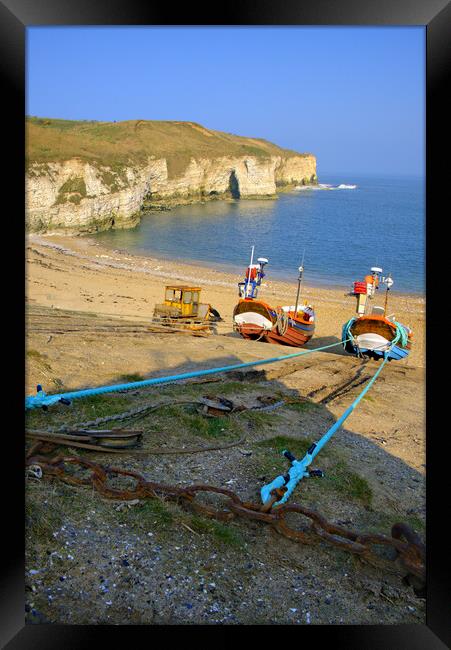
[26,232,425,386]
[86,172,425,296]
[90,237,427,297]
[28,232,425,305]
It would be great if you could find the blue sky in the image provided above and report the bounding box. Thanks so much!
[26,26,425,176]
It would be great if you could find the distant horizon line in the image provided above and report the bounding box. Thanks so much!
[317,171,425,178]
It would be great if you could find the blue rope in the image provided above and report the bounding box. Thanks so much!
[25,339,350,410]
[342,318,357,349]
[392,320,409,348]
[261,349,392,506]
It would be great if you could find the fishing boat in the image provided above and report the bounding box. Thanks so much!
[341,267,412,361]
[232,248,315,347]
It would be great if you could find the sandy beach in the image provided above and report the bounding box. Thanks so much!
[26,232,425,383]
[25,233,426,625]
[25,231,425,470]
[25,231,426,472]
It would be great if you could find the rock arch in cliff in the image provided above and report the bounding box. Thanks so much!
[229,170,240,199]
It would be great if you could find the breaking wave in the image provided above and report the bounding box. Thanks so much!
[295,183,357,191]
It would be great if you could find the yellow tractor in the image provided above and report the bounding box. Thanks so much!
[152,285,222,332]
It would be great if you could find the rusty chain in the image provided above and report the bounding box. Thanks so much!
[25,452,425,597]
[29,396,285,435]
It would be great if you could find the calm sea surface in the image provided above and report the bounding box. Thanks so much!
[92,174,425,294]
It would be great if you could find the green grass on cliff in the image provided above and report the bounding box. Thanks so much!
[26,117,312,179]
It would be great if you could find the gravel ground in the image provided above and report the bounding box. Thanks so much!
[25,366,425,625]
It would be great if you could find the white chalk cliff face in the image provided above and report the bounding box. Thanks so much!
[26,154,317,234]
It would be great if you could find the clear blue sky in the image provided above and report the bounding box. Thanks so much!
[26,26,425,176]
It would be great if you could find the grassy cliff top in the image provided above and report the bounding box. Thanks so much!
[26,117,311,176]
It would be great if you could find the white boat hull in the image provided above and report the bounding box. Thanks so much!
[355,332,390,351]
[234,312,273,330]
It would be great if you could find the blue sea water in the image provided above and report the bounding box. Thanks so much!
[92,174,425,294]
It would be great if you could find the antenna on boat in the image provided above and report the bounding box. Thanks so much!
[294,249,306,315]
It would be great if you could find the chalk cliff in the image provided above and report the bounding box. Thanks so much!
[26,118,317,234]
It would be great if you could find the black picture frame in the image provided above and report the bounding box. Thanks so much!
[2,1,449,647]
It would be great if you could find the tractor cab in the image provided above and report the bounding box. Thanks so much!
[153,285,221,328]
[163,285,202,318]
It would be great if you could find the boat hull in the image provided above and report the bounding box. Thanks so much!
[342,315,412,361]
[233,299,315,347]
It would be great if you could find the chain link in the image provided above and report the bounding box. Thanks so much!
[26,452,425,595]
[30,397,286,434]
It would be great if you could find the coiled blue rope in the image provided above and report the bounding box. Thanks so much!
[342,317,357,348]
[392,320,409,348]
[25,339,350,410]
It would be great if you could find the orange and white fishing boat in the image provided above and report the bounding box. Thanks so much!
[342,267,413,361]
[232,248,315,347]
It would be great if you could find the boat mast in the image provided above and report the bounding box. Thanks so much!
[383,274,393,315]
[294,250,305,314]
[245,245,255,299]
[367,266,383,315]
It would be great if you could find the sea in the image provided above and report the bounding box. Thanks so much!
[92,174,425,294]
